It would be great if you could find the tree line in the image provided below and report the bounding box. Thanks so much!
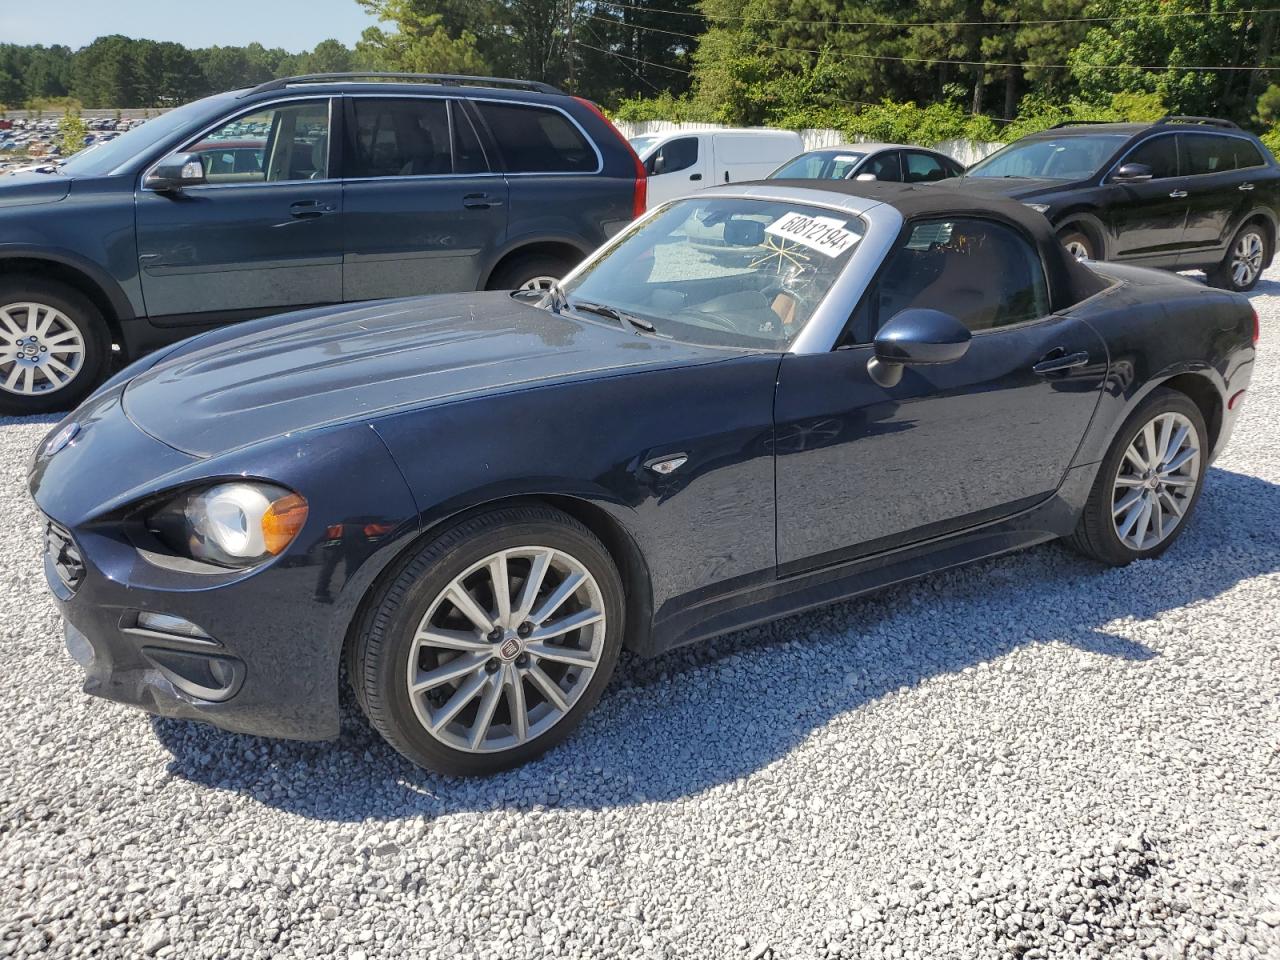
[3,0,1279,137]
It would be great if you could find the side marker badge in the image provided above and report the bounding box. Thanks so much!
[645,454,688,476]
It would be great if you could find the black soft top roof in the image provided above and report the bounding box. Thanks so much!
[752,179,1110,311]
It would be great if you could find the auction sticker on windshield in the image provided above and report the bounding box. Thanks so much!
[765,212,861,257]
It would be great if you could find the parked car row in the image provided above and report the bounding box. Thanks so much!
[0,114,148,159]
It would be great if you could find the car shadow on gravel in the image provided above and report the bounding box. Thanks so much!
[150,466,1280,820]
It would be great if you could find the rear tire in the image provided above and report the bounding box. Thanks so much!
[1057,227,1095,261]
[1207,221,1268,292]
[0,277,111,416]
[1067,388,1207,566]
[486,253,578,293]
[348,505,625,776]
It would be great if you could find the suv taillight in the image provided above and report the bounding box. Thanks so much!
[573,96,646,220]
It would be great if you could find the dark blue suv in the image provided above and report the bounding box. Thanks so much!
[0,73,646,414]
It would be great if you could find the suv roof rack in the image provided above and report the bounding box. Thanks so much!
[1154,115,1240,129]
[1049,119,1126,129]
[242,72,565,97]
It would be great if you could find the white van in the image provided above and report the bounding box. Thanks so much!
[632,129,805,208]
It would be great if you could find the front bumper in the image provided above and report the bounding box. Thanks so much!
[30,387,421,743]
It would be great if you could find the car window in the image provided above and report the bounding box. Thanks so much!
[451,103,489,174]
[843,218,1049,345]
[903,151,950,183]
[1180,133,1233,176]
[646,136,698,175]
[184,101,329,184]
[1122,135,1178,179]
[862,151,902,182]
[349,98,453,178]
[1231,138,1267,170]
[474,102,596,173]
[561,197,866,349]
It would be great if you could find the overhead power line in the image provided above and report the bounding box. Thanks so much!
[593,0,1280,30]
[573,39,693,74]
[585,13,1280,72]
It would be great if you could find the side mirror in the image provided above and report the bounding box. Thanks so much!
[854,172,878,181]
[145,153,206,193]
[867,308,972,388]
[1111,162,1153,183]
[652,154,666,175]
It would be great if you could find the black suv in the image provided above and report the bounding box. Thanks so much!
[944,116,1279,292]
[0,73,645,414]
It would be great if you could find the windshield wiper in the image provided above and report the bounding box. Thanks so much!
[569,299,656,334]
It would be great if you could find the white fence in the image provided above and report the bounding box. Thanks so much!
[614,120,1003,166]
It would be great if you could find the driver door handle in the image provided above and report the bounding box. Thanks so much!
[1033,349,1090,376]
[689,173,702,181]
[1239,182,1256,191]
[290,199,335,219]
[1168,189,1188,199]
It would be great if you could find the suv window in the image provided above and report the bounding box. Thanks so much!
[350,98,453,177]
[188,100,330,183]
[1231,138,1267,170]
[863,151,902,181]
[845,218,1049,343]
[1180,133,1234,176]
[474,102,596,173]
[1123,135,1178,179]
[903,151,950,183]
[646,136,698,175]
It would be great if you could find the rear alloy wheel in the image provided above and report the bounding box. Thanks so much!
[1067,388,1207,565]
[349,505,625,775]
[0,279,110,416]
[486,254,577,293]
[1209,223,1267,292]
[1057,228,1094,261]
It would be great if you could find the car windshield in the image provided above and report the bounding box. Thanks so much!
[629,135,660,157]
[967,134,1128,180]
[558,197,865,349]
[58,97,226,178]
[770,151,866,180]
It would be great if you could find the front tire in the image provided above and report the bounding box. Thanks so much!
[0,277,111,416]
[1067,388,1207,566]
[1208,221,1268,292]
[348,505,625,776]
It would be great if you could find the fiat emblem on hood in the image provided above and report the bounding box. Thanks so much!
[44,422,80,457]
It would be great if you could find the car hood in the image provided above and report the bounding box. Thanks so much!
[0,171,71,208]
[936,176,1082,201]
[122,292,727,457]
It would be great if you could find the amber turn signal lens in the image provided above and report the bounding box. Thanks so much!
[261,493,309,555]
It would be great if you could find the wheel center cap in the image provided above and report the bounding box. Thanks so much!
[497,635,523,662]
[1145,476,1161,491]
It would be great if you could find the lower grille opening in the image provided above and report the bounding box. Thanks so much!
[44,518,85,593]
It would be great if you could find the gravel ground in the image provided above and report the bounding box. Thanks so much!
[2,272,1279,960]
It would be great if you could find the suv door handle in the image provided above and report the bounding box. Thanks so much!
[463,192,503,209]
[1239,182,1256,191]
[1033,349,1090,376]
[290,200,335,219]
[1168,189,1188,199]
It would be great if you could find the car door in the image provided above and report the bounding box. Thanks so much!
[859,150,903,182]
[774,216,1108,568]
[1176,132,1244,257]
[340,96,508,301]
[134,97,342,322]
[643,135,706,204]
[1104,133,1190,262]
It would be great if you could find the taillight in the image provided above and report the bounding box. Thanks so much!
[1253,307,1260,344]
[573,96,646,219]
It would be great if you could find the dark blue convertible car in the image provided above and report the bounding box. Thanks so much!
[30,181,1256,775]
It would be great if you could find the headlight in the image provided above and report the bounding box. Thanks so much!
[148,482,309,568]
[1023,203,1051,214]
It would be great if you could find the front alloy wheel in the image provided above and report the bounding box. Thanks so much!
[349,505,625,775]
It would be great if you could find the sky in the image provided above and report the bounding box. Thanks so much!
[0,0,382,52]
